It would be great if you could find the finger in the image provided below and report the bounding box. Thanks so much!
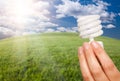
[78,47,94,81]
[83,43,109,81]
[91,41,120,81]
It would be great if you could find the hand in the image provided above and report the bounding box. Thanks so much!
[78,41,120,81]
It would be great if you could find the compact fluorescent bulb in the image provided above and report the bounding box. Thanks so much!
[77,15,103,47]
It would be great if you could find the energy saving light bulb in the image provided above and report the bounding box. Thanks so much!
[77,15,103,47]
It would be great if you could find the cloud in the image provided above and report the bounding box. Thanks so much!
[22,31,37,35]
[0,0,58,39]
[38,27,78,33]
[56,0,110,17]
[56,26,78,32]
[39,22,58,28]
[118,13,120,16]
[106,24,115,28]
[56,14,65,19]
[72,27,78,31]
[0,0,117,39]
[45,28,55,33]
[57,27,66,32]
[0,27,15,39]
[55,0,116,26]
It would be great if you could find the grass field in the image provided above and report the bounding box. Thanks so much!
[0,32,120,81]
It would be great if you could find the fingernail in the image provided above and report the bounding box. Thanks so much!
[91,41,98,48]
[78,47,83,55]
[83,42,89,49]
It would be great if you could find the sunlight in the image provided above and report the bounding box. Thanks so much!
[2,0,50,32]
[7,0,34,26]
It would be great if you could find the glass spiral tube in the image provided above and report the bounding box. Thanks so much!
[77,15,104,47]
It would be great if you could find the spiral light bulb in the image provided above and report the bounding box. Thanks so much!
[77,15,104,47]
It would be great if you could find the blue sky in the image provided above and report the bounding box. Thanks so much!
[0,0,120,39]
[54,0,120,39]
[102,0,120,39]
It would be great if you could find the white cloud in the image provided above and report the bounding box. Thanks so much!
[56,26,78,32]
[72,27,78,31]
[37,27,78,33]
[0,0,117,39]
[106,24,115,28]
[22,31,37,35]
[55,0,116,26]
[118,13,120,16]
[38,22,58,28]
[0,0,58,39]
[0,27,15,39]
[57,27,66,32]
[56,14,65,19]
[45,28,55,33]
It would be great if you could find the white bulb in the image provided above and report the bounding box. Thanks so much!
[77,15,104,47]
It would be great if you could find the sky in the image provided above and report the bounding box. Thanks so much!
[0,0,120,39]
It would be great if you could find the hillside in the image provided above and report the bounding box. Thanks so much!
[0,32,120,81]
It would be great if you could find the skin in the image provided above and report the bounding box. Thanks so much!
[78,41,120,81]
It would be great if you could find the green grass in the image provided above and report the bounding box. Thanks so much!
[0,32,120,81]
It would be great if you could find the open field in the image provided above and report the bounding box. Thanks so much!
[0,33,120,81]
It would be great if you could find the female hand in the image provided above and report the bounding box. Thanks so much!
[78,41,120,81]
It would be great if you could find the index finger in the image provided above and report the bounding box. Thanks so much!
[91,41,120,81]
[83,43,109,81]
[78,47,94,81]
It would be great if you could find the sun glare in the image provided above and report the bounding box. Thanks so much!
[4,0,50,32]
[6,0,35,28]
[13,0,32,17]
